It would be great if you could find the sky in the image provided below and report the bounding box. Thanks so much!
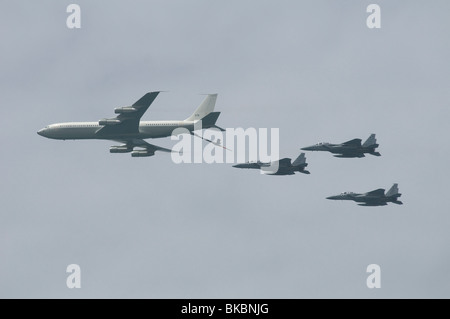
[1,0,450,298]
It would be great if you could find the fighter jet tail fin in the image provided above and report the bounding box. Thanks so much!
[386,183,400,197]
[392,200,403,205]
[185,94,218,121]
[292,153,307,166]
[362,134,377,147]
[293,153,309,173]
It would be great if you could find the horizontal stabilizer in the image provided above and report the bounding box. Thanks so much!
[370,151,381,156]
[212,125,225,131]
[199,112,221,128]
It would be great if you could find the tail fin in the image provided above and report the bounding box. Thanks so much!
[292,153,307,166]
[362,134,377,147]
[386,183,400,197]
[185,94,218,121]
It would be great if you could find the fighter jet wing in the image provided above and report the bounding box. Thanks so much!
[97,91,160,135]
[341,138,362,146]
[365,188,385,197]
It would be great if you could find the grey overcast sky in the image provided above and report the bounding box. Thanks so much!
[1,0,450,298]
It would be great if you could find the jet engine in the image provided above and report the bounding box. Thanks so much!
[131,150,155,157]
[99,119,121,125]
[110,145,133,153]
[114,106,138,114]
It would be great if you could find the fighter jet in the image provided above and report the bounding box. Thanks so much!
[37,92,223,157]
[326,183,403,206]
[233,153,310,175]
[301,134,381,158]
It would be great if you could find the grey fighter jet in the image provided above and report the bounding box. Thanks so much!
[233,153,310,175]
[301,134,381,158]
[326,184,403,206]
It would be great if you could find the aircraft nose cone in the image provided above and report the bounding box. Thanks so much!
[37,128,49,137]
[326,195,338,200]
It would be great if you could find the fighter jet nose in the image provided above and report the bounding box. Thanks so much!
[37,129,44,136]
[326,196,338,200]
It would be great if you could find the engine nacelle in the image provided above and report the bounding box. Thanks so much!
[110,146,132,153]
[114,106,138,114]
[99,119,121,126]
[131,150,155,157]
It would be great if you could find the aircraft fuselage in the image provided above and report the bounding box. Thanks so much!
[303,144,375,154]
[37,121,195,140]
[326,193,401,206]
